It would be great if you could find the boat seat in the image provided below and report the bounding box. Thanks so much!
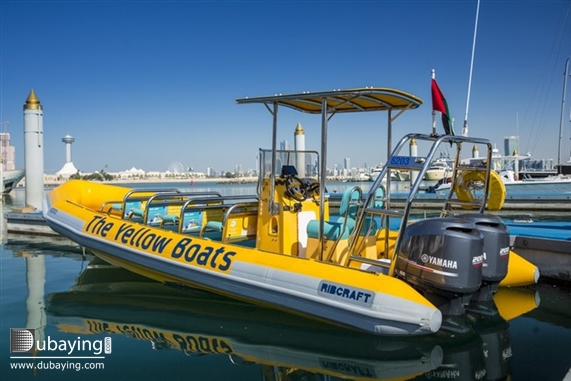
[306,186,363,262]
[306,218,376,240]
[126,208,145,222]
[100,201,123,215]
[160,214,178,224]
[307,186,362,238]
[198,203,258,243]
[200,221,223,240]
[159,214,180,231]
[307,220,351,240]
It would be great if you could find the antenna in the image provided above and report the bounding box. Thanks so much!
[462,0,480,137]
[431,69,437,135]
[558,57,570,172]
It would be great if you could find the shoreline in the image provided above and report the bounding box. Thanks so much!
[102,176,260,185]
[37,176,260,187]
[37,175,357,187]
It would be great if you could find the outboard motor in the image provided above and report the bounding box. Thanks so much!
[460,214,510,302]
[394,217,484,316]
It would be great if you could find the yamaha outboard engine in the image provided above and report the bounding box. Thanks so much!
[394,217,484,316]
[460,214,510,302]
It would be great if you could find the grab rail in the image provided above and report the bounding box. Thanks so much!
[178,195,258,234]
[143,191,223,226]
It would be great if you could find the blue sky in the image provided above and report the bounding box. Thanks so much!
[1,0,570,174]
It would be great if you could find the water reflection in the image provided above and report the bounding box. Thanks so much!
[45,257,539,381]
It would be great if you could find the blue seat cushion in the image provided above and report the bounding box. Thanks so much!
[307,217,378,241]
[307,220,350,240]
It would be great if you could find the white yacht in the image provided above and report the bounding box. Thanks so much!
[424,158,452,181]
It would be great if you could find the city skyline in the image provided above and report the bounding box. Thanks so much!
[0,127,557,178]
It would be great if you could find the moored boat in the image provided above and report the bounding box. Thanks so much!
[501,172,571,194]
[433,168,571,195]
[424,157,453,181]
[43,87,539,336]
[3,169,25,194]
[394,169,410,181]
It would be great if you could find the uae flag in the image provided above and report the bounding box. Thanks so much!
[431,79,454,135]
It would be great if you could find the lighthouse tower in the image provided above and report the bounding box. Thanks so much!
[23,89,44,210]
[63,134,74,163]
[56,134,79,177]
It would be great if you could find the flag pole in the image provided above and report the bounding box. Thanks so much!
[462,0,480,137]
[431,69,437,135]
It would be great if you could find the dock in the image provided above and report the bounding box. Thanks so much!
[510,235,571,283]
[367,194,571,211]
[322,193,571,215]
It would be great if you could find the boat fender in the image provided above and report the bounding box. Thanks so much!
[454,170,506,211]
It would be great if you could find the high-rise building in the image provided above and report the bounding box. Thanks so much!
[280,140,289,150]
[294,124,305,177]
[0,131,16,171]
[504,136,519,156]
[344,158,350,170]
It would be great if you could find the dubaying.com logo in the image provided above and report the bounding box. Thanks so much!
[10,329,35,353]
[10,328,112,355]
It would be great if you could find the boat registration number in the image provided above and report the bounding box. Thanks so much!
[389,156,425,169]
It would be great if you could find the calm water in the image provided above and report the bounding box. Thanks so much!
[1,183,571,381]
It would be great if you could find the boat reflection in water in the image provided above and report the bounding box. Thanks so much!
[47,258,539,381]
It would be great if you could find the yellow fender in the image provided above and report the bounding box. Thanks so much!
[454,170,506,211]
[500,250,540,287]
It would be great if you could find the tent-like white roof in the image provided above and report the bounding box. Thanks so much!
[56,162,79,176]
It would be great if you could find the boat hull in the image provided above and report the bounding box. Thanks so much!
[502,178,571,194]
[424,171,447,181]
[435,176,571,195]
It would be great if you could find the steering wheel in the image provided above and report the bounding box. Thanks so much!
[285,175,307,201]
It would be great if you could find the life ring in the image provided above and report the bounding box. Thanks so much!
[454,170,506,211]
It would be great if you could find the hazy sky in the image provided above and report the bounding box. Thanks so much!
[1,0,570,174]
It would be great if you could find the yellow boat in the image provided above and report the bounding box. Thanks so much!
[43,87,539,336]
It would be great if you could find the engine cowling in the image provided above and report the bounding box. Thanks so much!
[460,213,510,301]
[460,214,509,283]
[395,217,484,295]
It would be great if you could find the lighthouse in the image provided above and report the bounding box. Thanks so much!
[409,138,419,185]
[23,89,44,210]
